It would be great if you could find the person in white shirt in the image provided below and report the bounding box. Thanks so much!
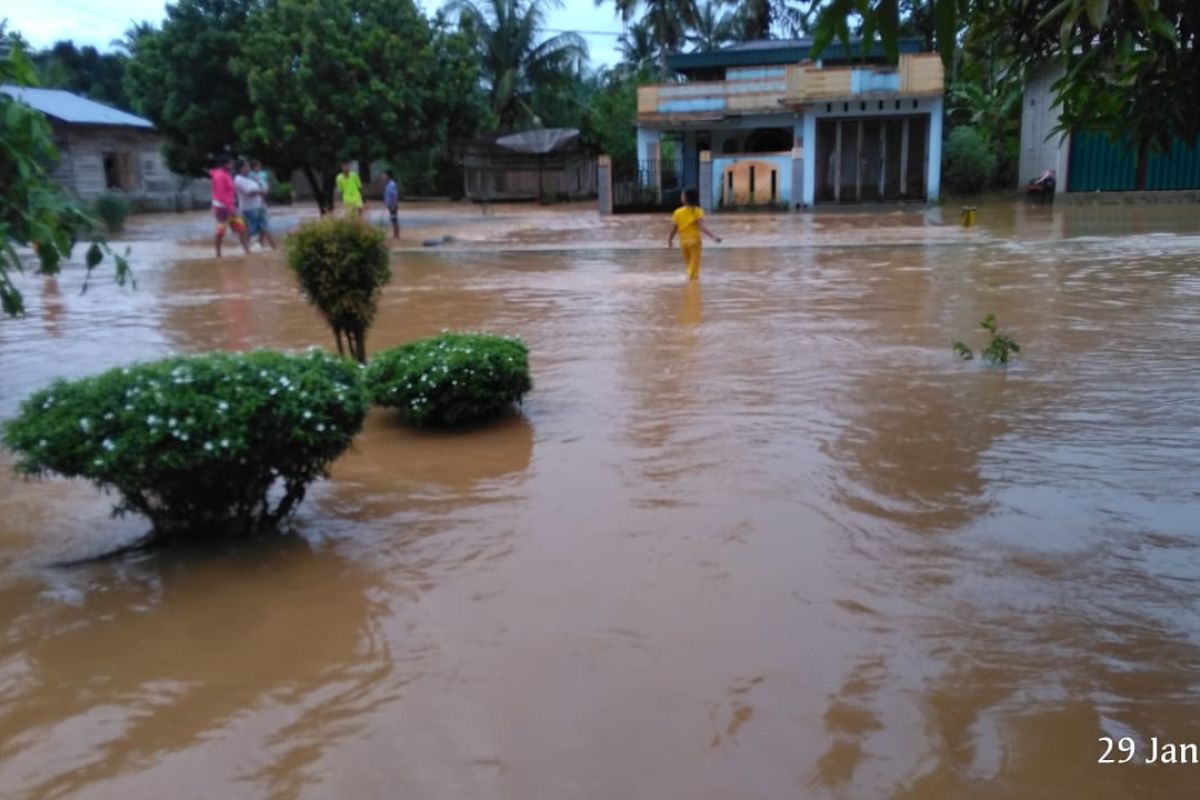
[234,159,276,250]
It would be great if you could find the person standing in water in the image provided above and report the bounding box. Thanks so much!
[667,187,721,281]
[335,161,364,219]
[383,169,400,239]
[234,159,276,250]
[210,154,249,258]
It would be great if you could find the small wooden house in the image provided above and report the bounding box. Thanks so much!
[1,85,195,210]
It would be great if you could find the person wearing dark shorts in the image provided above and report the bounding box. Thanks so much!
[383,170,400,239]
[235,159,276,250]
[210,155,248,257]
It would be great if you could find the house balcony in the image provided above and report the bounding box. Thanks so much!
[636,53,944,123]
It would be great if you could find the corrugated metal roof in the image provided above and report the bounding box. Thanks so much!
[0,85,153,128]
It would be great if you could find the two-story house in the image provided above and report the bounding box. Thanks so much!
[623,37,945,212]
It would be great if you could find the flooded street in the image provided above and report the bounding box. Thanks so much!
[2,200,1200,798]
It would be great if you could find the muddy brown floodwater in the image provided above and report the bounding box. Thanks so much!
[2,201,1200,799]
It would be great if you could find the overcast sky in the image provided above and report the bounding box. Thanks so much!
[4,0,626,66]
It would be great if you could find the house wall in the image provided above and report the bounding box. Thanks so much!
[1018,62,1070,193]
[52,124,199,210]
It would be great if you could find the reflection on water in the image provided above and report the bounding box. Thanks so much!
[2,201,1200,798]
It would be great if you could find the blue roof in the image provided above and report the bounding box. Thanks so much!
[0,85,153,128]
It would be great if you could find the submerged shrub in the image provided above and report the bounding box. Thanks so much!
[953,313,1020,365]
[2,350,369,540]
[366,332,532,427]
[93,191,131,233]
[943,126,996,195]
[286,217,391,363]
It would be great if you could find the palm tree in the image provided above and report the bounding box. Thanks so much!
[688,1,735,51]
[726,0,815,41]
[602,0,699,68]
[450,0,588,131]
[616,19,658,74]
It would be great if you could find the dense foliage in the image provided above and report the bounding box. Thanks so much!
[942,126,995,195]
[93,192,131,233]
[0,32,131,317]
[449,0,587,131]
[122,0,254,176]
[2,350,370,539]
[236,0,482,212]
[366,332,532,427]
[286,218,391,363]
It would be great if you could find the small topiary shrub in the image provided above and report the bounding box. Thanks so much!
[286,217,391,363]
[943,126,997,195]
[2,349,369,541]
[93,191,131,233]
[366,332,532,427]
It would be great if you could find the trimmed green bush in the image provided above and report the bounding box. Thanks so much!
[286,217,391,363]
[943,126,997,195]
[93,191,131,233]
[366,332,532,427]
[2,350,369,540]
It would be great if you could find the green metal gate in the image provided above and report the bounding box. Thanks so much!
[1068,131,1200,192]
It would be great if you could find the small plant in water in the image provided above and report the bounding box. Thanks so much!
[953,313,1020,365]
[2,350,370,542]
[366,332,532,427]
[286,217,391,363]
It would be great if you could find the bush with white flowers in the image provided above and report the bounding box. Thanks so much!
[366,332,532,427]
[2,350,369,540]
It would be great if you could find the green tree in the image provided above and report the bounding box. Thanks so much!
[451,0,587,131]
[30,41,131,109]
[123,0,255,175]
[725,0,815,41]
[689,1,736,51]
[1,32,131,317]
[616,20,659,76]
[605,0,698,69]
[236,0,472,212]
[582,67,642,161]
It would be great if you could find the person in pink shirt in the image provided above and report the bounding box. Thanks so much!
[210,154,249,257]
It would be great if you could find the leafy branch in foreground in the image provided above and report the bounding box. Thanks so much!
[953,313,1020,366]
[1,30,133,317]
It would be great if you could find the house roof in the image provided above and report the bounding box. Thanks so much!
[0,85,153,128]
[665,37,928,72]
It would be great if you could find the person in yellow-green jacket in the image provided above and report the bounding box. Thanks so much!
[667,187,722,281]
[335,161,365,219]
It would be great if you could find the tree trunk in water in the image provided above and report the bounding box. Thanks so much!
[1135,139,1151,191]
[303,165,336,214]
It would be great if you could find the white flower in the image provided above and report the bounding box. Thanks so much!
[79,418,91,433]
[102,439,116,451]
[147,415,159,426]
[168,418,177,428]
[204,441,214,451]
[93,458,103,466]
[303,411,313,419]
[279,376,291,387]
[104,412,115,420]
[220,438,230,448]
[38,439,48,448]
[179,433,189,442]
[217,401,229,412]
[125,404,134,411]
[269,388,278,396]
[316,423,325,432]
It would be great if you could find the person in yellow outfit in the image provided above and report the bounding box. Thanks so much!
[335,161,365,219]
[667,187,722,280]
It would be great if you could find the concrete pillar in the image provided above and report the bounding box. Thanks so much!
[791,146,804,211]
[597,155,613,215]
[802,113,817,206]
[926,97,943,203]
[699,151,713,213]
